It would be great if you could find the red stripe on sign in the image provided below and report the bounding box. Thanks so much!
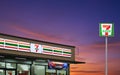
[0,45,4,48]
[63,53,71,55]
[0,40,4,41]
[5,46,18,49]
[19,48,30,51]
[106,25,110,30]
[0,45,4,46]
[53,53,62,55]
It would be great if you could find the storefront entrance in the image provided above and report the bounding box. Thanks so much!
[0,58,69,75]
[0,69,5,75]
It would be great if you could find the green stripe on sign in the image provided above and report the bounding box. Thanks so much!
[63,52,71,54]
[19,45,30,48]
[0,42,4,44]
[43,48,52,51]
[5,43,18,46]
[54,50,62,53]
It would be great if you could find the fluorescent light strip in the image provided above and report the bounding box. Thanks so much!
[15,57,26,60]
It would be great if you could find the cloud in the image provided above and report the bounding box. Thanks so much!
[8,24,80,46]
[75,41,120,61]
[77,41,120,51]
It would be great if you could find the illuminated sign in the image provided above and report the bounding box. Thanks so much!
[0,38,72,57]
[30,43,43,53]
[99,23,114,37]
[48,60,68,70]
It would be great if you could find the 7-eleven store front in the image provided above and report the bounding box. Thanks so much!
[0,33,79,75]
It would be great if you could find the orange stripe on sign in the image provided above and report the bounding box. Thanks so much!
[19,41,30,45]
[0,38,4,41]
[103,25,108,28]
[0,45,4,48]
[5,40,18,43]
[42,45,52,49]
[5,46,18,49]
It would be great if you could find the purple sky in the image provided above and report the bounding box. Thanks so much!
[0,0,120,75]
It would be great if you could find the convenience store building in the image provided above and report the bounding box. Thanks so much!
[0,33,84,75]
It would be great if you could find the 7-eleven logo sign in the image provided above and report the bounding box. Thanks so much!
[99,23,114,37]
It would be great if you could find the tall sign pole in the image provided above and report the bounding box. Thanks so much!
[99,23,114,75]
[105,36,108,75]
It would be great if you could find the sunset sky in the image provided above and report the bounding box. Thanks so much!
[0,0,120,75]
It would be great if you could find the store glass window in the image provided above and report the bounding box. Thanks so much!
[46,66,56,75]
[0,69,5,75]
[57,70,66,75]
[34,65,45,75]
[17,64,30,75]
[6,70,15,75]
[0,62,5,68]
[6,63,16,69]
